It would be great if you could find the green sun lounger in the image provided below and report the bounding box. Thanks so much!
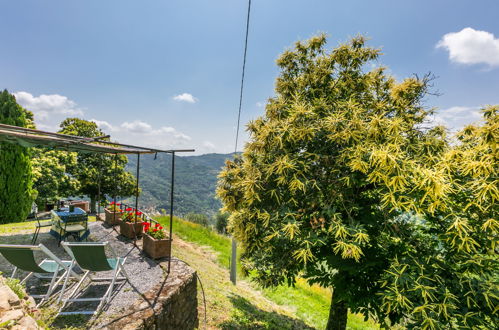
[0,244,80,307]
[58,242,131,315]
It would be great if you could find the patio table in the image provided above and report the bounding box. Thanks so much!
[49,207,89,244]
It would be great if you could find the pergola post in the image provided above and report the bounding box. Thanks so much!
[134,153,140,221]
[97,155,102,218]
[113,153,118,225]
[167,151,175,273]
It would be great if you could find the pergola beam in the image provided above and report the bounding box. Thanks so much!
[0,123,194,155]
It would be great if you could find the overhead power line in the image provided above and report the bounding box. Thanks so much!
[231,0,252,285]
[234,0,252,154]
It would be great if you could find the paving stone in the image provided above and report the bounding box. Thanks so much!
[0,308,24,324]
[0,285,20,305]
[12,315,39,329]
[0,295,10,311]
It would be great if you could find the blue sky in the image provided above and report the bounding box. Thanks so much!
[1,0,498,154]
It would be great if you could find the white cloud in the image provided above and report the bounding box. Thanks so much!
[89,118,193,148]
[13,91,84,119]
[116,120,191,149]
[91,119,115,133]
[202,141,216,149]
[10,90,201,152]
[151,126,191,141]
[256,102,264,107]
[13,91,85,132]
[121,120,152,133]
[437,28,499,67]
[431,106,483,130]
[173,93,198,103]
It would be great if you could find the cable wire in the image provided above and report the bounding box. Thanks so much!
[234,0,252,154]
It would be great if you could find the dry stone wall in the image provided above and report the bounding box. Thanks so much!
[0,276,40,329]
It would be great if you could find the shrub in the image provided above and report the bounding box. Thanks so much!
[185,212,209,227]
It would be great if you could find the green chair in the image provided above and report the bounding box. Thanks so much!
[0,244,79,307]
[58,242,130,315]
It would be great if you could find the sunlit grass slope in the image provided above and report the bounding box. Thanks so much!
[157,216,378,329]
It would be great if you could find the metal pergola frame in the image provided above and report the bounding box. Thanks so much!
[0,123,194,273]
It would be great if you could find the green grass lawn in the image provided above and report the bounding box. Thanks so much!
[156,216,378,329]
[0,216,96,235]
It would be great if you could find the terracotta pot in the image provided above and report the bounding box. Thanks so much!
[143,233,171,259]
[105,208,123,225]
[120,221,143,239]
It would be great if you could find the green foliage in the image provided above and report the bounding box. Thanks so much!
[214,211,229,234]
[185,212,209,226]
[32,149,80,206]
[217,34,498,328]
[375,106,499,328]
[0,90,35,224]
[58,118,137,211]
[4,277,26,299]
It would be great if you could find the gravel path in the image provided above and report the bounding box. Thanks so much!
[0,221,166,328]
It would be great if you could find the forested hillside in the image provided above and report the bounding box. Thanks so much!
[126,153,234,216]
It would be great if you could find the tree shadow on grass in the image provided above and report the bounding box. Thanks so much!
[220,294,315,330]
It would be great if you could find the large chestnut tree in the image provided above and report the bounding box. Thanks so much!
[217,35,498,329]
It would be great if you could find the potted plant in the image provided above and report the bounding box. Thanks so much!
[104,202,124,225]
[119,208,143,239]
[142,222,171,259]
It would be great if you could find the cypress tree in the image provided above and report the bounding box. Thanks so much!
[0,89,34,223]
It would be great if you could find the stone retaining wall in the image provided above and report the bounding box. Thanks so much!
[108,259,199,330]
[0,276,40,329]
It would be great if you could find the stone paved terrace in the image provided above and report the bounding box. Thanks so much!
[0,221,198,329]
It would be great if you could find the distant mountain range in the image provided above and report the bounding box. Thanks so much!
[126,153,236,217]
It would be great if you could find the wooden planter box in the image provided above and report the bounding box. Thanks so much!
[143,233,171,259]
[105,208,123,225]
[120,221,143,239]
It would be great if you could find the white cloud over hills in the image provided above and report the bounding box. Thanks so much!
[437,27,499,67]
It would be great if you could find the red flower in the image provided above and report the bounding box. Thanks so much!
[159,226,163,230]
[153,228,158,232]
[116,203,121,206]
[126,207,133,211]
[136,211,143,216]
[110,201,116,205]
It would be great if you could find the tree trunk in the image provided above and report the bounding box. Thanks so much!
[326,297,348,330]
